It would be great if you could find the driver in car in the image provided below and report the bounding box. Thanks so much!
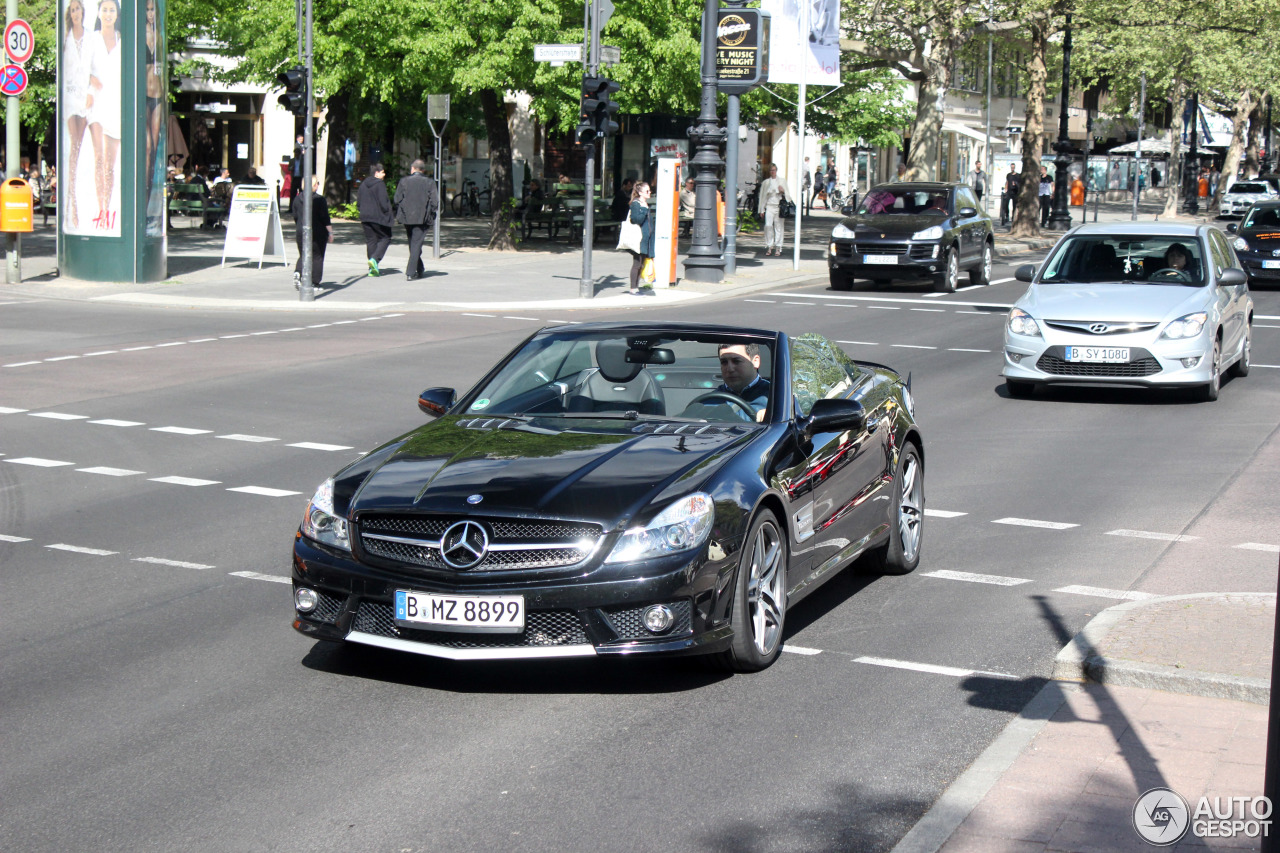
[716,343,771,422]
[1164,243,1190,270]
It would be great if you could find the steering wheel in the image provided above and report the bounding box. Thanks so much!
[686,391,756,420]
[1149,267,1193,283]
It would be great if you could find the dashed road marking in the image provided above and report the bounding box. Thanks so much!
[910,308,946,313]
[288,442,352,451]
[924,509,967,518]
[1106,529,1199,543]
[84,350,119,356]
[744,299,776,303]
[217,434,278,443]
[993,517,1079,530]
[47,543,117,556]
[121,345,154,351]
[1236,542,1280,554]
[155,341,187,347]
[1054,585,1155,601]
[853,655,1018,679]
[5,457,75,467]
[948,348,991,353]
[0,534,31,542]
[149,476,221,487]
[0,406,29,413]
[230,571,291,584]
[77,466,145,476]
[135,557,214,569]
[838,340,879,346]
[151,426,213,435]
[227,486,303,497]
[782,645,823,656]
[892,344,937,350]
[923,569,1032,586]
[89,419,144,427]
[29,412,89,420]
[461,313,496,318]
[4,361,40,367]
[44,355,80,362]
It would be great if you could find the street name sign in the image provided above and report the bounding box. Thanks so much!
[534,44,583,63]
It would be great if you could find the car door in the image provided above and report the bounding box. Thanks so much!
[952,186,982,265]
[781,337,889,585]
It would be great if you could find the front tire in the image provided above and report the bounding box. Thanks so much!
[969,241,993,287]
[1232,323,1252,377]
[935,247,958,293]
[718,512,787,672]
[863,445,924,575]
[829,269,853,291]
[1198,337,1222,402]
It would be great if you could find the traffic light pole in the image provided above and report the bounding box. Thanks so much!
[579,0,602,300]
[298,0,314,302]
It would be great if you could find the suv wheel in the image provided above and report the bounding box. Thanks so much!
[935,247,958,293]
[969,242,992,287]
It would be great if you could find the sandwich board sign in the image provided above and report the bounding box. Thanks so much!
[221,185,288,268]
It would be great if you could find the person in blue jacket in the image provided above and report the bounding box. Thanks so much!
[627,181,655,295]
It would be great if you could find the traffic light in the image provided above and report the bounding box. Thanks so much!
[277,67,307,117]
[577,75,620,143]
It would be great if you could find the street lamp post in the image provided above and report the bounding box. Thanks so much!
[1047,13,1073,230]
[683,0,727,283]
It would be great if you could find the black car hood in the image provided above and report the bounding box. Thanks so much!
[346,417,757,527]
[841,213,947,235]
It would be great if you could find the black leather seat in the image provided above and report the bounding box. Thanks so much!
[1084,243,1123,281]
[566,340,665,415]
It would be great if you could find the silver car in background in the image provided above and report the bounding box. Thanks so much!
[1219,180,1278,218]
[1002,223,1253,401]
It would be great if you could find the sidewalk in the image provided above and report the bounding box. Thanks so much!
[1,192,1202,314]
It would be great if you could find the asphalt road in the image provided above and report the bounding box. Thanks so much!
[2,256,1278,853]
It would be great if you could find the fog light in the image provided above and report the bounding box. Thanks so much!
[642,604,675,634]
[828,242,837,256]
[1181,356,1201,368]
[295,587,319,613]
[1007,351,1025,364]
[931,244,940,259]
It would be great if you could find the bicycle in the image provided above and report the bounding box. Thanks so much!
[451,179,482,217]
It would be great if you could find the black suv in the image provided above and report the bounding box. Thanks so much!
[1227,199,1280,287]
[826,181,994,293]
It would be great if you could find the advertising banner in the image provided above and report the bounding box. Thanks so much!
[761,0,840,86]
[221,185,288,268]
[716,8,769,95]
[654,158,679,288]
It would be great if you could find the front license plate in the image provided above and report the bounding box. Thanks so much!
[1065,346,1130,363]
[394,590,525,633]
[1263,260,1280,269]
[864,254,898,265]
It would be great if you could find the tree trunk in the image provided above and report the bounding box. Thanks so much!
[1245,101,1263,178]
[1210,89,1256,211]
[1010,15,1048,239]
[480,88,516,251]
[322,90,351,207]
[1163,79,1185,219]
[905,49,952,181]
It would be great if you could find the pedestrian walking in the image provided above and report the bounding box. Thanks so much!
[357,162,394,276]
[894,162,907,181]
[802,159,812,214]
[825,164,837,204]
[393,159,438,281]
[970,161,986,204]
[757,163,792,256]
[292,176,332,290]
[810,164,825,211]
[288,134,304,211]
[1000,164,1019,225]
[1038,166,1053,227]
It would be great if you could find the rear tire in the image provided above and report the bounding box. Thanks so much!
[969,241,993,287]
[862,445,923,576]
[717,512,787,672]
[1005,379,1035,398]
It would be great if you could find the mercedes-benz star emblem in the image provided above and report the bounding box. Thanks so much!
[467,494,483,505]
[440,520,488,569]
[1090,323,1110,334]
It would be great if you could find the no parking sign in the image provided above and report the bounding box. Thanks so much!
[0,63,26,97]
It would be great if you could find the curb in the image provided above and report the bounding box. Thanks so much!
[1051,592,1274,705]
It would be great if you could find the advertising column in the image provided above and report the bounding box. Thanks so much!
[58,0,166,281]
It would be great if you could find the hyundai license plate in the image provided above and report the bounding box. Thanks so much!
[1065,346,1129,363]
[1263,260,1280,269]
[863,254,898,264]
[395,590,525,633]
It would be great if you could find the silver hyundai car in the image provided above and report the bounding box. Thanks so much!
[1002,223,1253,401]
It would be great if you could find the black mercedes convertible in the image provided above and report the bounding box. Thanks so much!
[291,323,925,672]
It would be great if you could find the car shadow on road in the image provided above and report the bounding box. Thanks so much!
[994,378,1242,405]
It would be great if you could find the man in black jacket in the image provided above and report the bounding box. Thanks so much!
[393,159,439,280]
[293,176,333,290]
[357,163,394,276]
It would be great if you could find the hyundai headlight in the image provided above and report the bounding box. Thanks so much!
[911,225,943,240]
[301,478,351,551]
[1233,236,1249,252]
[1007,308,1042,338]
[1161,312,1207,340]
[832,223,856,239]
[605,493,715,564]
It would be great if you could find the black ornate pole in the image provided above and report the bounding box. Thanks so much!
[683,0,727,283]
[1047,13,1073,230]
[1188,91,1199,215]
[1265,95,1273,174]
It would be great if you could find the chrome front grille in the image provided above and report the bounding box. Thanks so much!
[357,514,602,572]
[1044,320,1160,335]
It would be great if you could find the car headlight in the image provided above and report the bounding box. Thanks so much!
[1007,308,1042,338]
[1161,312,1208,340]
[605,492,715,564]
[832,223,856,239]
[911,225,943,240]
[301,478,350,551]
[1233,236,1249,252]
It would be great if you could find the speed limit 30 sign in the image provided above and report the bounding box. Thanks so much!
[5,19,33,65]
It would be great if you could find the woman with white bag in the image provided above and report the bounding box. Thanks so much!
[616,181,655,295]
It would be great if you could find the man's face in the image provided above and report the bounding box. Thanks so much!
[719,345,760,393]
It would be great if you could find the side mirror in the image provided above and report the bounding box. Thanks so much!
[1226,223,1238,233]
[1218,268,1247,287]
[802,397,866,440]
[1014,263,1038,282]
[418,387,456,417]
[841,204,857,217]
[958,206,977,217]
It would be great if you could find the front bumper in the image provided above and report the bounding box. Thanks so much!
[827,238,944,281]
[1001,328,1215,388]
[1238,252,1280,283]
[291,535,737,661]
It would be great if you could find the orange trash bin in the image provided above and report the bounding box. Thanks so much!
[0,178,33,232]
[1070,177,1085,206]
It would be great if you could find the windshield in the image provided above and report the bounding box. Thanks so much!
[461,331,776,424]
[858,188,949,216]
[1228,183,1268,195]
[1038,235,1207,287]
[1242,207,1280,230]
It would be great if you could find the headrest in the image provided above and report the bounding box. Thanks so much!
[596,339,642,383]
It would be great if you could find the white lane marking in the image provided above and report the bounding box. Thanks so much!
[278,327,306,332]
[45,355,80,362]
[765,292,1013,310]
[83,350,119,356]
[461,313,496,318]
[948,348,992,353]
[220,334,249,339]
[744,299,776,303]
[993,517,1079,530]
[854,656,1018,680]
[382,313,405,318]
[29,412,90,420]
[188,338,218,343]
[149,476,221,486]
[155,341,187,348]
[0,406,29,413]
[1054,585,1155,601]
[227,486,303,497]
[1106,528,1199,543]
[77,466,144,476]
[230,571,291,584]
[1235,542,1280,553]
[823,304,860,308]
[306,324,331,329]
[89,419,144,427]
[990,277,1014,284]
[4,361,42,367]
[0,534,32,542]
[910,308,946,312]
[503,316,539,321]
[121,345,154,351]
[47,543,117,556]
[135,557,214,569]
[784,301,811,305]
[546,319,571,324]
[892,344,937,350]
[782,645,823,656]
[217,434,278,443]
[838,340,879,346]
[869,306,900,310]
[923,569,1032,586]
[288,442,353,451]
[924,509,967,518]
[1254,364,1280,368]
[5,457,75,467]
[151,426,213,435]
[956,310,993,315]
[331,320,358,325]
[250,331,279,336]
